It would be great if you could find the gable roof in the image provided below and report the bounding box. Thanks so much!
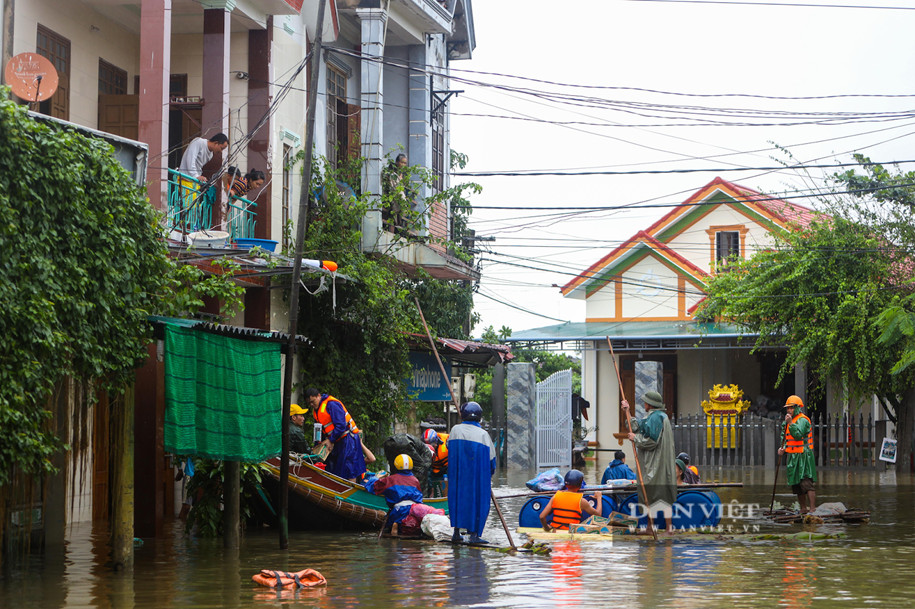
[562,177,819,298]
[562,230,711,299]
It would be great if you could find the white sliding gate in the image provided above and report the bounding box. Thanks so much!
[535,368,573,469]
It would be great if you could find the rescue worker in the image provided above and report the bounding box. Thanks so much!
[778,395,817,513]
[372,454,424,533]
[306,387,366,482]
[288,403,309,454]
[622,391,677,533]
[422,428,449,497]
[677,452,700,481]
[601,450,637,484]
[447,402,496,544]
[539,469,603,531]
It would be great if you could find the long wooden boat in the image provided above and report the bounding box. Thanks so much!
[261,457,448,531]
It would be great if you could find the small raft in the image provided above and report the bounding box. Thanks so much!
[763,502,870,525]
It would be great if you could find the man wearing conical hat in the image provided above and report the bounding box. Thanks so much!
[622,390,677,531]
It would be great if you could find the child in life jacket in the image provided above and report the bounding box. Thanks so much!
[539,469,603,531]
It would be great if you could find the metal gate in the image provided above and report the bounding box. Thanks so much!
[536,368,573,469]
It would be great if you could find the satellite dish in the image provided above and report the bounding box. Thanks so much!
[4,52,59,102]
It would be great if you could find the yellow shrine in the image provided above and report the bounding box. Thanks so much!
[701,384,751,448]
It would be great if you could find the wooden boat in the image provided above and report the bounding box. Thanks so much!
[763,508,870,525]
[261,457,448,531]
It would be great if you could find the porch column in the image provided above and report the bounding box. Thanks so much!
[407,43,430,218]
[356,6,386,251]
[248,18,272,240]
[137,0,171,211]
[506,362,536,470]
[202,2,232,230]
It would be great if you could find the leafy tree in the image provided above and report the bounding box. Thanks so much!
[289,153,481,446]
[0,89,172,488]
[699,160,915,471]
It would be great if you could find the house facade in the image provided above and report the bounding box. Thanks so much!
[1,0,476,538]
[508,177,869,454]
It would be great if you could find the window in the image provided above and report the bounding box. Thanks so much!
[715,231,740,263]
[326,64,347,169]
[98,59,127,95]
[36,24,70,119]
[432,106,445,192]
[282,144,292,251]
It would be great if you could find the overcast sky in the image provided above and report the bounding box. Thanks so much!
[449,0,915,338]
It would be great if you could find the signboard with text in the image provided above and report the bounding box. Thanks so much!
[407,352,452,402]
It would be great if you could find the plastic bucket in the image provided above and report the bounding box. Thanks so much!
[235,238,278,252]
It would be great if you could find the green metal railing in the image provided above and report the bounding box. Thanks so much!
[227,194,257,241]
[166,168,257,241]
[167,168,213,235]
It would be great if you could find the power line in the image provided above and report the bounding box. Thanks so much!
[453,159,915,178]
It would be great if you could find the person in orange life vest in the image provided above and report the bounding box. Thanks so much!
[422,428,449,496]
[778,395,817,513]
[305,387,367,482]
[539,469,603,532]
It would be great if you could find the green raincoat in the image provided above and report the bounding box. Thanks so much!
[783,412,817,486]
[631,408,677,507]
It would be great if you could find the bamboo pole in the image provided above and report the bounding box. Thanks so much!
[606,337,659,542]
[496,482,745,502]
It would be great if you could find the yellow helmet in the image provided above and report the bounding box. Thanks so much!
[394,454,413,471]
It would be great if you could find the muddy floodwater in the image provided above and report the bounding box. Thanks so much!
[2,467,913,608]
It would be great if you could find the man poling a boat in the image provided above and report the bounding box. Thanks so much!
[622,391,677,533]
[306,388,367,482]
[778,395,817,514]
[448,402,496,544]
[538,470,603,531]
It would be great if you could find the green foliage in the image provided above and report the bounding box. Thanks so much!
[0,89,171,485]
[291,154,481,444]
[700,214,908,403]
[184,459,268,537]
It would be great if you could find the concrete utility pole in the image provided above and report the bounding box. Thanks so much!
[279,0,327,550]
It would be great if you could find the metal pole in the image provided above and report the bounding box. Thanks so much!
[279,0,326,550]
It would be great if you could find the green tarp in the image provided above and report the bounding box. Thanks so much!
[164,323,282,461]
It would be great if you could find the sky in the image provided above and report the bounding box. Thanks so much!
[448,0,915,339]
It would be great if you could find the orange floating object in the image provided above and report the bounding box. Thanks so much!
[251,568,326,589]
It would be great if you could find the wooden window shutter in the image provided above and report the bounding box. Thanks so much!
[346,103,361,161]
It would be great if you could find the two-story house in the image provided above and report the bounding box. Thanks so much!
[507,177,827,452]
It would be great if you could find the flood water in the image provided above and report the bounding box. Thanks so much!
[2,467,913,608]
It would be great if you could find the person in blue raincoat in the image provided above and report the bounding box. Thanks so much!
[601,450,637,484]
[373,454,424,533]
[447,402,496,544]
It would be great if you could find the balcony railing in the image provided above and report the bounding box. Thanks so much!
[166,168,257,241]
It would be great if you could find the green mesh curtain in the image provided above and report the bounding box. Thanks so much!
[164,323,282,461]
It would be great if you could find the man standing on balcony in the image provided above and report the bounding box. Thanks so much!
[179,133,229,182]
[778,395,817,513]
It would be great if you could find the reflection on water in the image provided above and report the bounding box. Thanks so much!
[1,468,913,608]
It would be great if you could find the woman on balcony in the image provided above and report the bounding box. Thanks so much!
[225,167,266,199]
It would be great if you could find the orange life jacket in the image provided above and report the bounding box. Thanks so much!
[431,433,449,475]
[251,568,326,589]
[785,413,813,453]
[313,395,360,439]
[549,491,584,530]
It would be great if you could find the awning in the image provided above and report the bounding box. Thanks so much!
[504,320,761,352]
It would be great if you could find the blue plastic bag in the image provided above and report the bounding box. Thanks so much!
[525,467,564,492]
